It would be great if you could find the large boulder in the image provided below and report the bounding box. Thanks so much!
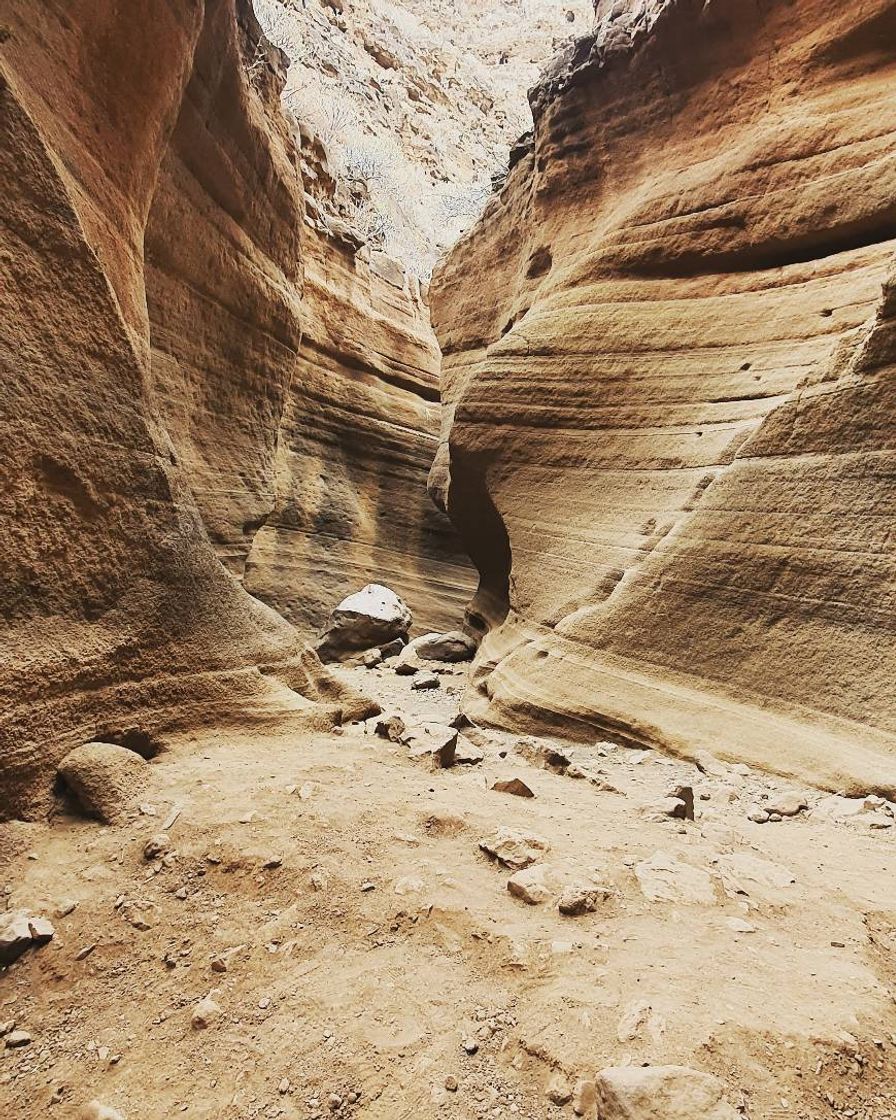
[595,1065,739,1119]
[316,584,412,662]
[57,742,151,823]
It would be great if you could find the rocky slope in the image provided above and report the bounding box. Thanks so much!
[0,0,470,820]
[256,0,593,272]
[432,0,896,794]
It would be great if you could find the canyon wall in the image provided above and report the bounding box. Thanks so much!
[0,0,469,819]
[432,0,896,794]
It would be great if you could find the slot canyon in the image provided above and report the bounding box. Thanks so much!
[0,1,894,1118]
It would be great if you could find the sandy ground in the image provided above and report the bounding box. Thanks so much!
[1,661,895,1119]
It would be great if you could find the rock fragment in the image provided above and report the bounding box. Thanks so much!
[507,865,553,904]
[491,777,535,798]
[57,741,150,823]
[375,714,407,743]
[0,910,55,965]
[454,736,484,765]
[191,995,222,1029]
[595,1064,739,1118]
[558,885,609,916]
[572,1078,596,1116]
[411,671,440,691]
[407,631,477,662]
[546,1072,573,1105]
[479,827,550,870]
[5,1029,31,1048]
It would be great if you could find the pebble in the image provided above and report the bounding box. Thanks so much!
[445,1075,459,1092]
[411,672,440,691]
[143,833,170,861]
[462,1038,479,1054]
[360,881,375,892]
[191,995,221,1029]
[75,944,96,960]
[5,1030,32,1048]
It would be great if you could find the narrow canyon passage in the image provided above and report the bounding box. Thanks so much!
[1,2,895,1119]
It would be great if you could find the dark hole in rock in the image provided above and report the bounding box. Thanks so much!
[526,245,552,278]
[94,728,163,760]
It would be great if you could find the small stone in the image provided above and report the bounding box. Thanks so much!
[558,885,608,916]
[0,1021,14,1036]
[327,1093,343,1111]
[375,714,407,743]
[479,827,550,870]
[278,1078,291,1094]
[5,1030,32,1048]
[258,996,271,1009]
[768,812,783,822]
[191,995,221,1029]
[747,806,770,824]
[361,648,382,668]
[546,1072,572,1105]
[726,917,756,934]
[56,900,77,918]
[491,778,535,798]
[444,1075,459,1092]
[411,672,440,691]
[174,886,188,900]
[143,833,170,861]
[454,737,484,765]
[667,784,695,820]
[572,1078,596,1116]
[360,881,375,892]
[462,1038,479,1055]
[75,944,97,961]
[210,955,228,973]
[507,865,552,905]
[0,910,54,965]
[766,793,808,817]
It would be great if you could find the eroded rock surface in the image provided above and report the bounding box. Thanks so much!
[0,0,468,819]
[432,0,896,792]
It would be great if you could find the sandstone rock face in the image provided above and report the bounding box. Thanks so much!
[242,217,473,636]
[0,1,465,819]
[432,0,896,793]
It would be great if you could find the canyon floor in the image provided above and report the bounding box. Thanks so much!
[1,664,895,1120]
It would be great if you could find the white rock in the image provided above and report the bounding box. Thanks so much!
[507,865,553,904]
[479,827,550,870]
[191,995,222,1029]
[316,584,412,661]
[595,1064,739,1118]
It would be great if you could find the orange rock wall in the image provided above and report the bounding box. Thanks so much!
[432,0,896,793]
[0,0,468,818]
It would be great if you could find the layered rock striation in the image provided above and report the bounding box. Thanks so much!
[0,0,470,819]
[432,0,896,793]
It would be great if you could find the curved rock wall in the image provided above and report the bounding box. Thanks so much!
[243,223,475,634]
[0,0,468,819]
[432,0,896,793]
